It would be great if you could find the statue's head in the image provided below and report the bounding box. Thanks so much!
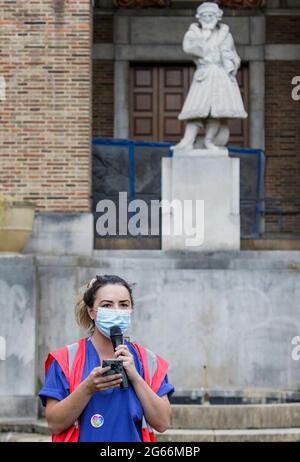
[195,2,223,30]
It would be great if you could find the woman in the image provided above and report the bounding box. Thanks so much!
[173,2,247,151]
[39,274,174,442]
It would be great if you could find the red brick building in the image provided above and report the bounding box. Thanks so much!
[1,0,300,252]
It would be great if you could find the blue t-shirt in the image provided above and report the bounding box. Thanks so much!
[39,338,175,442]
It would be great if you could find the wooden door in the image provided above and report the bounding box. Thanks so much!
[130,63,249,147]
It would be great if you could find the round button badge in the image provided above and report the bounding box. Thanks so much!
[90,414,104,429]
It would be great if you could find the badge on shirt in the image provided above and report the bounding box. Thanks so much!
[91,414,104,428]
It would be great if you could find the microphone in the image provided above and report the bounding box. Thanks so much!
[110,325,123,350]
[110,325,128,389]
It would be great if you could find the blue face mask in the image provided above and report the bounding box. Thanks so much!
[95,308,132,338]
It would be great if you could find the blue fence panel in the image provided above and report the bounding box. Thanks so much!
[92,138,265,241]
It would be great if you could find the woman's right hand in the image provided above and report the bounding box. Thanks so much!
[84,366,123,394]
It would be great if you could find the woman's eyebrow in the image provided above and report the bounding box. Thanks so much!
[99,299,130,303]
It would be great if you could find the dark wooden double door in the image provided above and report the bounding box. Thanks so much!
[130,63,249,147]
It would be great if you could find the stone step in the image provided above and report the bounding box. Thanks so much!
[36,250,300,271]
[156,428,300,443]
[0,432,51,443]
[170,404,300,430]
[1,428,300,443]
[242,239,300,251]
[0,418,50,436]
[89,250,300,270]
[1,404,300,442]
[1,404,300,434]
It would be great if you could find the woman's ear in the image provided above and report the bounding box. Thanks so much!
[87,307,96,321]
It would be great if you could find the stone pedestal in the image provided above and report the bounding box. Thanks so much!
[173,147,229,158]
[23,212,94,256]
[162,150,240,251]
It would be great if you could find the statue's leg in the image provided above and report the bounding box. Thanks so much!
[204,118,221,149]
[171,121,199,150]
[215,119,230,147]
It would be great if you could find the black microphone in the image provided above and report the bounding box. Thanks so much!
[110,325,128,389]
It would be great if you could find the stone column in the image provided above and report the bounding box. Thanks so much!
[114,60,129,139]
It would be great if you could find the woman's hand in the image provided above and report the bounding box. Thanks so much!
[114,344,140,383]
[84,366,123,394]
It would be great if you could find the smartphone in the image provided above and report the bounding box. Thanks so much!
[102,359,123,377]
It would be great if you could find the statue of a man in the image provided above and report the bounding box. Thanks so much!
[172,2,247,152]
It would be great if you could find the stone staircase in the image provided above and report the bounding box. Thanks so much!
[155,404,300,442]
[1,404,300,442]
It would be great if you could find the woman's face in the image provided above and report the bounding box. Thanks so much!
[199,12,218,30]
[89,284,132,321]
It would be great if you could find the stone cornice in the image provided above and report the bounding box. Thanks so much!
[113,0,265,7]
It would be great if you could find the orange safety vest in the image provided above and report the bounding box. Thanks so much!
[45,338,169,443]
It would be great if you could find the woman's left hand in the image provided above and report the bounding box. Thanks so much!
[114,344,140,383]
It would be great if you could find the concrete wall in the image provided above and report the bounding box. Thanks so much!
[0,256,37,417]
[23,213,94,256]
[1,251,300,416]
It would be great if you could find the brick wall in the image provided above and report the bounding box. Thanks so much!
[92,14,114,138]
[266,16,300,44]
[265,18,300,235]
[0,0,92,212]
[93,13,113,43]
[93,61,114,138]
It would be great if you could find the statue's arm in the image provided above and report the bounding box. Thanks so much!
[182,27,207,58]
[221,32,241,75]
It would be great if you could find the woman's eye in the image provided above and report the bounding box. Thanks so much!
[99,304,129,309]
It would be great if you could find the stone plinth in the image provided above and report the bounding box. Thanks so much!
[162,151,240,251]
[172,147,229,157]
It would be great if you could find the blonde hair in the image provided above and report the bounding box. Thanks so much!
[75,285,95,334]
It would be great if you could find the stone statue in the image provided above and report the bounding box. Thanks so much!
[172,2,247,153]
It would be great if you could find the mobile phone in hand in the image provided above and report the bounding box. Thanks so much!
[102,359,123,377]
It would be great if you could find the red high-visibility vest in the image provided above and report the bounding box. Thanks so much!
[45,338,169,442]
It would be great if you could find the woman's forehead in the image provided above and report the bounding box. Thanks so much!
[95,284,131,300]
